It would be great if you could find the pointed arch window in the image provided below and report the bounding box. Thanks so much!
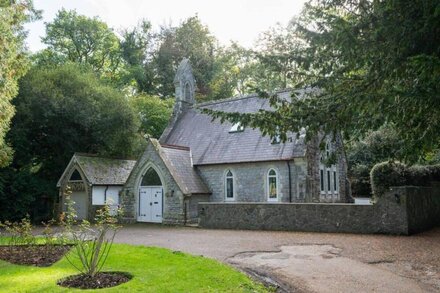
[184,82,191,102]
[69,169,82,181]
[141,168,162,186]
[267,169,278,201]
[225,170,234,200]
[319,141,339,201]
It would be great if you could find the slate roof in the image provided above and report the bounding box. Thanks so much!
[161,89,308,165]
[156,142,210,194]
[57,153,136,186]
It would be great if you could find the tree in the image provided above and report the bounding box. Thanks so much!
[154,16,216,99]
[205,0,440,163]
[129,94,174,138]
[42,9,122,80]
[253,22,307,91]
[208,43,256,100]
[1,63,143,221]
[119,20,157,94]
[347,126,401,197]
[0,0,40,167]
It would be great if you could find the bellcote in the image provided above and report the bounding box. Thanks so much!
[174,58,196,106]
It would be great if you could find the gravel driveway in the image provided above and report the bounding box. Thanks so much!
[114,224,440,292]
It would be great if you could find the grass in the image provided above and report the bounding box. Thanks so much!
[0,242,270,292]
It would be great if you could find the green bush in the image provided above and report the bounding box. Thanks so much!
[350,164,372,197]
[370,161,440,200]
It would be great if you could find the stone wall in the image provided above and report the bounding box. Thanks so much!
[401,185,440,234]
[197,160,307,203]
[199,185,440,235]
[186,194,210,224]
[121,142,185,224]
[306,133,351,203]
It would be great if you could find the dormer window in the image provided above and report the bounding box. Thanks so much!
[229,123,244,133]
[271,127,281,144]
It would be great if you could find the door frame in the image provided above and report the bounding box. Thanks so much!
[134,163,167,222]
[137,185,163,223]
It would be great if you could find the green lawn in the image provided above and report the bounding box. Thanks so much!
[0,243,269,292]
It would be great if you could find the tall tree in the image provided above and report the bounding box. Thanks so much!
[1,63,143,221]
[208,43,256,100]
[42,9,122,80]
[0,0,39,167]
[11,63,142,170]
[154,16,216,99]
[205,0,440,163]
[254,22,307,91]
[120,19,157,94]
[129,94,173,138]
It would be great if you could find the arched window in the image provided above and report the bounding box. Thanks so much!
[69,169,82,181]
[184,82,191,102]
[267,169,278,201]
[225,170,234,200]
[141,168,162,186]
[319,141,339,200]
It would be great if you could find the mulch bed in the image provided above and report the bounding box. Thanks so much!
[0,244,72,267]
[57,272,132,289]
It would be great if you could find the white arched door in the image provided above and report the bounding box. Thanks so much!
[138,186,163,223]
[138,167,163,223]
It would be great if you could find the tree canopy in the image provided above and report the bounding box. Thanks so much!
[11,63,142,171]
[154,16,216,99]
[0,63,143,221]
[42,9,123,80]
[205,0,440,163]
[129,94,173,139]
[0,0,39,167]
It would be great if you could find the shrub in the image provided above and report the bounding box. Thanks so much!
[61,190,122,278]
[349,164,371,197]
[0,215,35,247]
[370,161,407,199]
[370,161,440,200]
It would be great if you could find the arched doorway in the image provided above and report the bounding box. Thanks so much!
[68,169,88,220]
[138,167,163,223]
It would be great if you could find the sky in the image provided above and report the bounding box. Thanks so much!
[25,0,307,52]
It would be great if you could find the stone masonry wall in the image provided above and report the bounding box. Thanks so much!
[197,160,307,203]
[401,185,440,234]
[186,194,210,224]
[306,133,351,203]
[199,185,440,235]
[58,162,93,221]
[121,142,185,224]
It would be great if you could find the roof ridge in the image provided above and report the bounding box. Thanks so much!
[195,88,293,108]
[161,144,190,151]
[74,153,136,161]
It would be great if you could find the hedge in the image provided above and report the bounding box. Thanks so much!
[370,161,440,199]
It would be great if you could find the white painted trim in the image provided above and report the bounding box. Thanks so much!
[57,155,90,187]
[267,168,279,202]
[133,162,167,220]
[224,169,235,201]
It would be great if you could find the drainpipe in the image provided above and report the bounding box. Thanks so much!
[183,196,188,225]
[104,185,109,204]
[287,161,292,202]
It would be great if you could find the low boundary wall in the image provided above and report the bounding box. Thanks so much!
[198,186,440,235]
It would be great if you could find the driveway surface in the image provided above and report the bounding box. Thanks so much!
[115,224,440,292]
